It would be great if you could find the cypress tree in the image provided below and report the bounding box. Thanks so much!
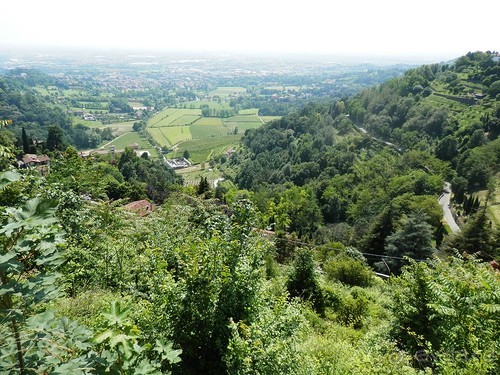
[21,127,29,154]
[446,208,493,258]
[463,195,472,215]
[197,176,210,196]
[472,196,481,213]
[360,203,397,258]
[286,247,324,314]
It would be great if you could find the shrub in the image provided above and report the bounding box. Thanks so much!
[324,255,374,287]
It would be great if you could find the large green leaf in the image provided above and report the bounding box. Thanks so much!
[103,301,130,326]
[0,170,21,190]
[0,251,21,272]
[154,339,182,364]
[94,329,114,344]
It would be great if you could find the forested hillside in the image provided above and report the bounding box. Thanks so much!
[1,52,499,374]
[227,51,499,264]
[0,70,113,150]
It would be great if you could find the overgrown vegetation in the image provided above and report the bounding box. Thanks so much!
[1,51,499,374]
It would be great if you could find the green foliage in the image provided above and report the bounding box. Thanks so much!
[0,193,67,373]
[390,256,500,372]
[143,198,266,374]
[380,210,436,274]
[488,80,500,97]
[196,176,210,196]
[272,186,323,238]
[0,310,96,374]
[2,52,499,375]
[443,208,495,257]
[93,301,181,374]
[116,146,180,203]
[225,295,315,374]
[287,248,324,314]
[46,125,66,151]
[324,255,374,287]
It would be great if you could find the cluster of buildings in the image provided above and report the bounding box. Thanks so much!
[17,153,51,175]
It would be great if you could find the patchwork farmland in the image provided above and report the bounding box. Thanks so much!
[146,95,278,163]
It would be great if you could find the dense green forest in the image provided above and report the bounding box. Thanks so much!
[1,52,499,374]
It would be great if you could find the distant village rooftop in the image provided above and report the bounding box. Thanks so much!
[21,153,50,166]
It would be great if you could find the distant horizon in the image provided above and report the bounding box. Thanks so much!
[0,43,470,66]
[1,0,498,66]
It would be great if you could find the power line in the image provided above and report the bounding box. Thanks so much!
[259,231,430,262]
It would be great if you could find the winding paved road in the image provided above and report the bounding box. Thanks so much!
[352,122,460,233]
[438,182,460,233]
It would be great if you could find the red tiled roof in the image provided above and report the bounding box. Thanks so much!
[22,154,50,164]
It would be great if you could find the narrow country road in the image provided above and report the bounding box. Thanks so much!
[438,182,460,233]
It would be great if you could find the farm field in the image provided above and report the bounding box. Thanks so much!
[148,101,280,163]
[260,115,281,123]
[148,108,201,127]
[169,134,242,164]
[69,106,109,114]
[190,124,230,138]
[72,116,134,135]
[208,87,246,97]
[149,126,192,146]
[128,101,145,107]
[193,117,225,126]
[146,102,279,163]
[238,108,259,115]
[71,116,104,127]
[176,167,224,188]
[105,132,159,158]
[224,115,263,133]
[225,115,262,123]
[184,101,231,110]
[105,122,135,136]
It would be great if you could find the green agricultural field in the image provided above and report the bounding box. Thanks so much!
[80,101,109,108]
[62,89,86,97]
[238,108,259,115]
[170,134,242,163]
[148,128,171,146]
[264,85,285,91]
[71,116,104,127]
[148,108,201,127]
[171,115,201,126]
[73,118,133,132]
[224,115,263,133]
[209,87,246,97]
[106,132,158,157]
[35,86,51,96]
[193,117,225,126]
[229,122,263,133]
[184,101,231,110]
[260,115,281,123]
[148,108,178,126]
[190,124,230,139]
[226,115,263,123]
[147,107,266,159]
[176,167,224,188]
[107,122,135,136]
[424,94,468,113]
[148,126,192,147]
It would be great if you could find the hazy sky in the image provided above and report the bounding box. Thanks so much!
[1,0,498,60]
